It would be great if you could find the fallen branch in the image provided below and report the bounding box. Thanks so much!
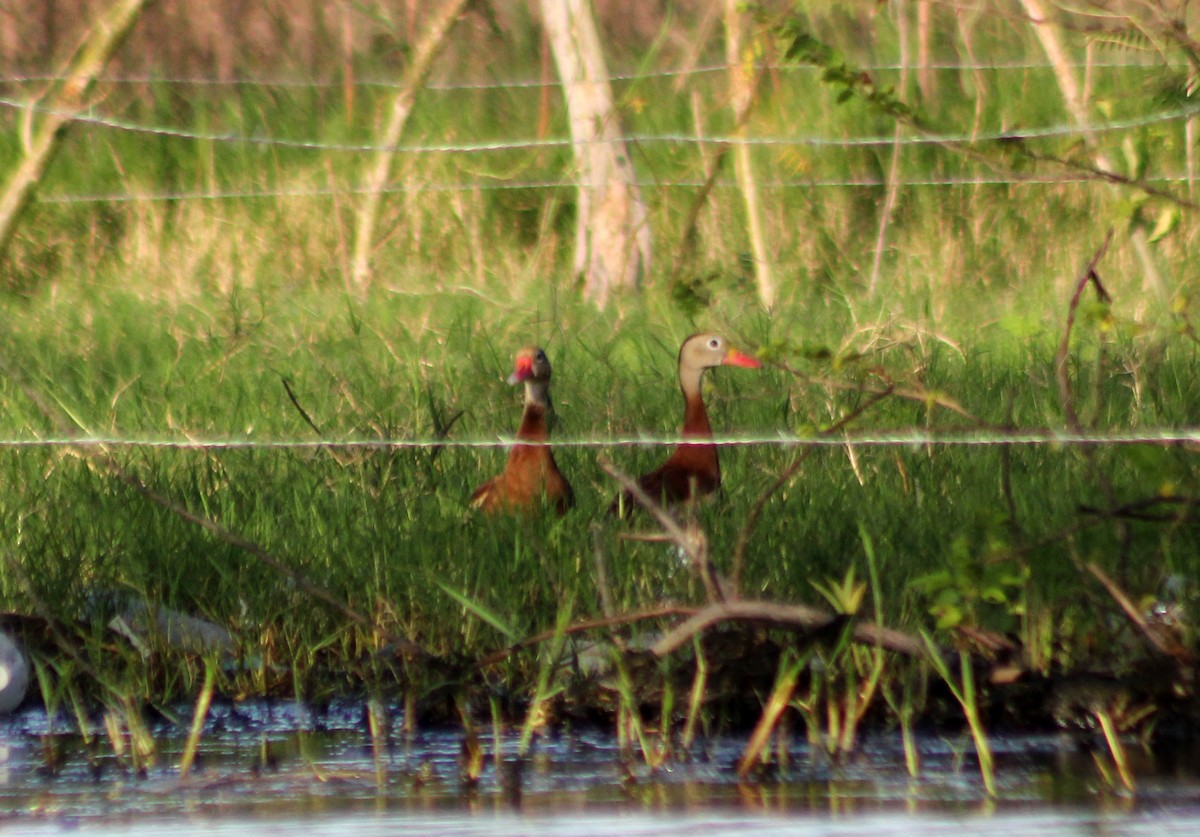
[648,599,926,659]
[477,597,926,669]
[477,605,694,667]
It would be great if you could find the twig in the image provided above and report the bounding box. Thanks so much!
[777,363,981,423]
[1052,230,1134,572]
[1085,562,1189,661]
[598,457,729,604]
[476,605,695,667]
[648,599,926,659]
[425,387,465,468]
[1026,149,1200,212]
[1078,494,1200,522]
[1054,229,1114,432]
[590,522,616,621]
[281,375,324,436]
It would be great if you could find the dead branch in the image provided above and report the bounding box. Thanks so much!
[1026,150,1200,212]
[1054,228,1115,432]
[1085,562,1191,661]
[777,363,982,424]
[476,605,695,668]
[1079,495,1200,522]
[281,375,324,436]
[648,599,926,659]
[598,457,730,603]
[477,598,926,669]
[1052,229,1135,570]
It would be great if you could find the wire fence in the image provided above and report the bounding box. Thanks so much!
[4,429,1199,451]
[3,59,1198,458]
[2,55,1197,208]
[3,96,1195,155]
[0,57,1172,89]
[28,171,1200,206]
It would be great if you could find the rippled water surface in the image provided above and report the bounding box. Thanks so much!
[2,699,1199,835]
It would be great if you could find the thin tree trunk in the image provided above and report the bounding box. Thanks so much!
[917,0,935,101]
[540,0,651,308]
[869,1,910,298]
[1188,117,1196,200]
[0,0,154,271]
[1018,0,1166,304]
[725,0,775,309]
[350,0,469,291]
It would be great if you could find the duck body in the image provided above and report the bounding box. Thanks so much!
[471,347,574,516]
[613,333,759,514]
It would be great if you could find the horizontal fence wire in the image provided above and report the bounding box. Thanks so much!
[0,58,1170,90]
[4,58,1195,206]
[35,172,1200,205]
[4,66,1191,458]
[1,429,1198,451]
[2,97,1197,155]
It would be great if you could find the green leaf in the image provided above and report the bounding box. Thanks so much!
[437,583,519,642]
[980,586,1008,605]
[1148,206,1179,243]
[933,603,963,630]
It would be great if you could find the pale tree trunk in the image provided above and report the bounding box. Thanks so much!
[1019,0,1166,304]
[869,0,910,298]
[917,0,935,101]
[350,0,470,291]
[0,0,154,269]
[724,0,775,309]
[540,0,651,308]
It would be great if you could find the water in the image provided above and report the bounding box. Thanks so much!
[2,699,1200,834]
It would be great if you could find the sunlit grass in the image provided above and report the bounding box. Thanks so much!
[0,275,1196,712]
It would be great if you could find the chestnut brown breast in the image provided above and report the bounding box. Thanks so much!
[611,333,759,516]
[471,347,574,516]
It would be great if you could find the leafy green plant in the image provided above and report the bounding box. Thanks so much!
[911,521,1030,631]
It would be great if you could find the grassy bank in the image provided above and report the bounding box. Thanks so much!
[0,278,1196,691]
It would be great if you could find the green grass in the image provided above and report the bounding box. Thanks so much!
[0,279,1196,711]
[1,9,1199,743]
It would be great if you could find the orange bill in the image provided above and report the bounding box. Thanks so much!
[723,347,761,369]
[507,355,534,384]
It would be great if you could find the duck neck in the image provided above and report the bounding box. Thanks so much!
[679,367,712,440]
[516,380,551,442]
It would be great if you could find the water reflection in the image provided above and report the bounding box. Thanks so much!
[0,699,1199,834]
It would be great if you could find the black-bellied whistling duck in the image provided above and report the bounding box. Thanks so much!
[611,333,760,515]
[470,346,575,516]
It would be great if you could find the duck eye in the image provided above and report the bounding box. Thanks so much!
[536,350,546,360]
[708,338,721,350]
